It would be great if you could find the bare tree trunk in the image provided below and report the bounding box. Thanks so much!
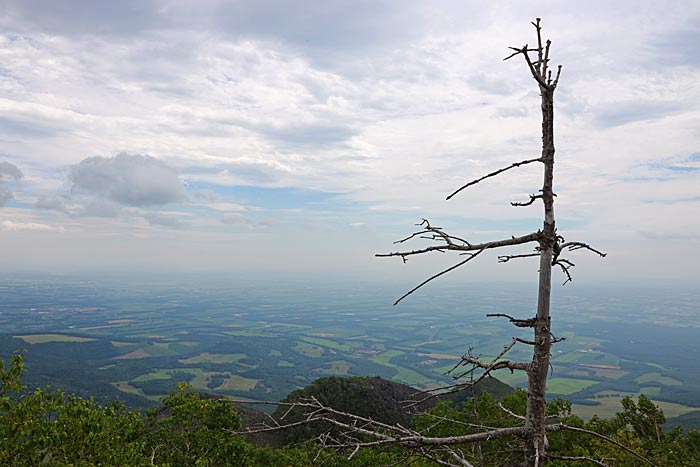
[373,19,606,467]
[524,81,556,467]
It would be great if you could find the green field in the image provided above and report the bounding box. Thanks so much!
[216,374,259,392]
[294,341,324,358]
[302,336,352,352]
[14,334,95,344]
[635,372,682,386]
[370,349,404,366]
[314,360,351,375]
[3,275,700,416]
[132,370,175,382]
[573,397,697,421]
[547,377,598,395]
[179,352,248,365]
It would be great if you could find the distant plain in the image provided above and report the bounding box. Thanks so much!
[1,273,698,420]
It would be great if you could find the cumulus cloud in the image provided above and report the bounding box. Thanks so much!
[69,153,186,206]
[33,194,70,212]
[2,0,161,36]
[79,199,123,218]
[0,161,23,206]
[0,161,23,181]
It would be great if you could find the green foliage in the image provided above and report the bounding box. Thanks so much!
[410,391,529,465]
[617,394,665,443]
[410,389,700,467]
[666,409,700,430]
[0,353,149,466]
[0,352,24,406]
[144,382,246,466]
[3,354,700,467]
[0,355,297,467]
[274,376,424,445]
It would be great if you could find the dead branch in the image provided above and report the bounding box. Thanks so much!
[552,65,563,88]
[378,230,542,261]
[543,38,551,77]
[377,226,544,305]
[227,398,654,467]
[554,259,574,285]
[550,333,566,344]
[498,402,525,421]
[395,219,471,247]
[533,19,544,75]
[504,19,562,92]
[550,239,607,285]
[515,337,537,346]
[453,338,530,379]
[421,412,501,432]
[554,424,657,467]
[498,252,540,262]
[520,45,550,88]
[445,448,476,467]
[446,157,542,200]
[460,355,530,373]
[557,241,607,258]
[421,448,472,467]
[328,421,530,448]
[486,313,537,328]
[503,46,539,61]
[546,454,611,467]
[406,338,525,408]
[391,249,485,305]
[244,403,654,466]
[511,193,544,207]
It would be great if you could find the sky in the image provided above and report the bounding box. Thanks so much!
[0,1,698,287]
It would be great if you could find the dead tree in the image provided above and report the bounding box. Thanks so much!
[232,19,656,467]
[374,18,608,466]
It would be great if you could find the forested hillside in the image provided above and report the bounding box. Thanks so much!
[3,353,700,466]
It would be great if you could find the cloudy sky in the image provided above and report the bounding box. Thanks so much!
[0,1,698,286]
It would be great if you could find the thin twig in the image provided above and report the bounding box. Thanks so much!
[559,241,607,258]
[547,454,611,466]
[498,252,539,263]
[511,194,544,207]
[498,402,525,421]
[392,249,485,305]
[553,424,658,467]
[447,157,542,200]
[486,313,537,328]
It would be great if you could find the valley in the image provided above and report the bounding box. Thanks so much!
[1,273,698,421]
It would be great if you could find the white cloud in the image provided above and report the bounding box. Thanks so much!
[0,161,23,206]
[0,220,59,231]
[69,153,186,206]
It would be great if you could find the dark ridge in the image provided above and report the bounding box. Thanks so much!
[244,375,513,446]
